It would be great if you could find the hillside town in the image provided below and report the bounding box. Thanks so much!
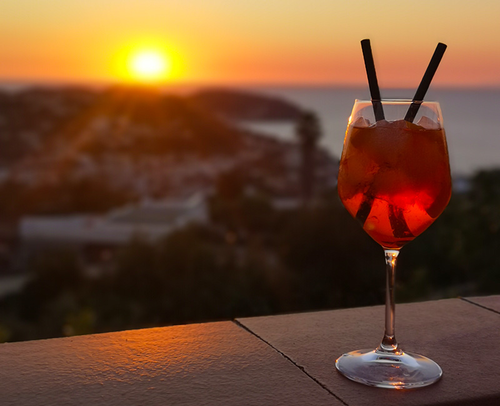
[0,86,338,283]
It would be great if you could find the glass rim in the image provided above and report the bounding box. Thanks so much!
[354,99,440,104]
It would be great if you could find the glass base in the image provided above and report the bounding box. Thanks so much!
[335,348,442,389]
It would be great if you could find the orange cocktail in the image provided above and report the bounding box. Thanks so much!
[336,40,449,389]
[338,117,451,249]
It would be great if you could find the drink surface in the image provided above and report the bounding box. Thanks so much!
[338,119,452,249]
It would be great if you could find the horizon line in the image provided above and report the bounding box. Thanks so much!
[1,79,500,92]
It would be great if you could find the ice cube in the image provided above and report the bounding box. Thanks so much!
[416,116,440,130]
[351,117,371,128]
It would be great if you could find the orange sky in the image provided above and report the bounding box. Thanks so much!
[1,0,499,87]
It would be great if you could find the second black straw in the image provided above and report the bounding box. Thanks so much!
[405,43,447,122]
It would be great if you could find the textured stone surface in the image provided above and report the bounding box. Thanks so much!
[465,295,500,313]
[238,297,500,406]
[0,321,340,406]
[2,297,499,406]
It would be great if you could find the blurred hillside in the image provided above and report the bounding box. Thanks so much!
[0,86,335,216]
[0,86,302,166]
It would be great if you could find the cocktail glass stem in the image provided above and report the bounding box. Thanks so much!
[378,249,400,353]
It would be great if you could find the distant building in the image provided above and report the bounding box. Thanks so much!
[21,194,207,246]
[18,194,208,274]
[452,175,471,193]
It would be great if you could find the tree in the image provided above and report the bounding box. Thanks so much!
[295,111,322,205]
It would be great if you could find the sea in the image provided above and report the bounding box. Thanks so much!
[234,86,500,177]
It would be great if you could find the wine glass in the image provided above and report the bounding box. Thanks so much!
[335,99,452,389]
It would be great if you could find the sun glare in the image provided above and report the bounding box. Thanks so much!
[112,40,184,85]
[127,49,171,83]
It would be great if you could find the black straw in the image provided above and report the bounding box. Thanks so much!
[405,43,447,122]
[361,39,385,121]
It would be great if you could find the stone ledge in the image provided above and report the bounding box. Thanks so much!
[0,296,498,406]
[238,296,500,406]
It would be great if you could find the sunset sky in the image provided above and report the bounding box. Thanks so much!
[1,0,499,88]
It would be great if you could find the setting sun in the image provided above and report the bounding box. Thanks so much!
[111,41,184,84]
[127,49,171,83]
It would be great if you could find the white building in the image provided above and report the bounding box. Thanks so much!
[20,194,208,246]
